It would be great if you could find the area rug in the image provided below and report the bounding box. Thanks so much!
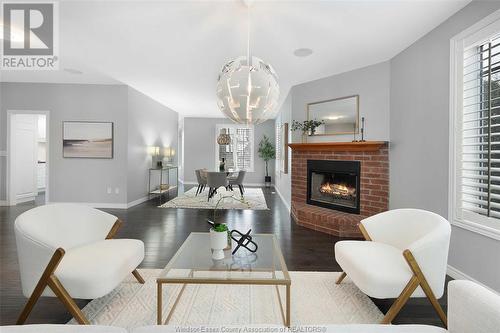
[68,269,383,329]
[159,187,268,210]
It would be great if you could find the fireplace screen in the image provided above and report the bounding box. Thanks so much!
[307,160,360,214]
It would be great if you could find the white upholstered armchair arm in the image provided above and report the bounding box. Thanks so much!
[360,209,428,248]
[15,227,58,297]
[448,280,500,333]
[62,204,119,243]
[406,222,451,298]
[361,209,450,251]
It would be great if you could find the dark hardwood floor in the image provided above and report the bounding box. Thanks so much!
[0,185,449,327]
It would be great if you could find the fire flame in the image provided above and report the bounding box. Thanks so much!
[319,182,356,197]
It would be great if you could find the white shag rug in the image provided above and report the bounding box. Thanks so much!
[68,269,383,329]
[159,187,268,210]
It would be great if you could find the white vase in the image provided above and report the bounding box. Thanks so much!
[210,229,227,260]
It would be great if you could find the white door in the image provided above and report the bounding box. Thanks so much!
[12,114,38,203]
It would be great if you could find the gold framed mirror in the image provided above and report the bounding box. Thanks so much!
[307,95,359,136]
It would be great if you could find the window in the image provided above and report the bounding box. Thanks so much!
[450,13,500,239]
[215,124,254,172]
[461,36,500,219]
[275,123,282,173]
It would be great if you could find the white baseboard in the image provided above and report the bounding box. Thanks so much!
[126,196,150,208]
[244,182,268,187]
[16,196,35,204]
[182,181,268,187]
[273,185,291,212]
[48,201,129,209]
[447,264,496,293]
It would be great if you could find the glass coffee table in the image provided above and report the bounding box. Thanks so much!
[157,232,291,326]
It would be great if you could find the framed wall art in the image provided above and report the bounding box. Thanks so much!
[63,121,113,158]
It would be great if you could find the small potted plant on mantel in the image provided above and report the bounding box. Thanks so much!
[207,194,250,260]
[291,119,325,142]
[258,135,276,188]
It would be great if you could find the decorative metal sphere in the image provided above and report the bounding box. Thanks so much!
[216,56,279,125]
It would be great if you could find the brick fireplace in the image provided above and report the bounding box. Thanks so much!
[289,141,389,238]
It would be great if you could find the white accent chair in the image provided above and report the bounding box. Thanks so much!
[14,204,145,325]
[335,209,451,326]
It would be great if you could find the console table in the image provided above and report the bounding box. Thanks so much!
[148,166,178,203]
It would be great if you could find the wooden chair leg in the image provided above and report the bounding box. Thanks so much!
[47,275,89,325]
[358,223,372,241]
[105,219,123,239]
[17,248,66,324]
[381,275,420,324]
[238,185,244,196]
[403,250,447,327]
[132,269,145,284]
[336,272,347,284]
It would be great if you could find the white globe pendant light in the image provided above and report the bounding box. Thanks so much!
[216,6,279,125]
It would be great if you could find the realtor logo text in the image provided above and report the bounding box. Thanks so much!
[1,2,59,70]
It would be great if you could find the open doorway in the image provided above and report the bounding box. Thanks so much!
[7,111,50,205]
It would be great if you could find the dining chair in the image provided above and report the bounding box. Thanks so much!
[194,169,207,196]
[228,170,246,196]
[206,172,228,201]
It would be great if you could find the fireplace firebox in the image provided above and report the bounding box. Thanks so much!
[307,160,361,214]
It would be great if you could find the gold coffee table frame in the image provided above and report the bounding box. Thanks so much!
[156,233,291,326]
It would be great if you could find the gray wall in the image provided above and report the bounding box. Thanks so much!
[127,87,178,203]
[1,83,129,204]
[273,61,391,207]
[0,82,179,206]
[291,61,391,143]
[274,91,292,209]
[183,117,275,185]
[390,1,500,291]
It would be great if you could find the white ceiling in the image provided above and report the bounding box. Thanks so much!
[1,0,471,118]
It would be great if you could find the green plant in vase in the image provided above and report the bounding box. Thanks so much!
[258,135,276,187]
[291,119,325,141]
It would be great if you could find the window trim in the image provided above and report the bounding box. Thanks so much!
[214,124,254,172]
[449,10,500,240]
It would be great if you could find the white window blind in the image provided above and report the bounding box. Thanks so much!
[461,34,500,219]
[215,125,254,172]
[275,123,282,172]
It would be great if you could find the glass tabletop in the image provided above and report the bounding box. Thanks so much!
[157,232,290,284]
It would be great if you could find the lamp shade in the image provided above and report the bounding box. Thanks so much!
[216,56,279,125]
[163,147,174,157]
[147,146,160,156]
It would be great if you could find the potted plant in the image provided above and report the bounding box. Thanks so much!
[291,119,325,141]
[208,195,250,259]
[258,135,276,188]
[209,222,228,260]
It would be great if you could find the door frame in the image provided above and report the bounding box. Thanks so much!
[7,110,50,205]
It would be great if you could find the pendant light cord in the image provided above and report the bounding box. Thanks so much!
[247,6,251,66]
